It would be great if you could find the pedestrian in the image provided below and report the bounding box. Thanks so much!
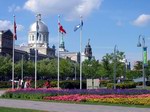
[24,80,28,89]
[44,80,51,89]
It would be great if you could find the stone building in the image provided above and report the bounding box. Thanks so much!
[0,14,94,63]
[81,39,94,62]
[0,14,55,61]
[58,36,80,63]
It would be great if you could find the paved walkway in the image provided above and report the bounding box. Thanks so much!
[0,90,7,96]
[0,99,150,112]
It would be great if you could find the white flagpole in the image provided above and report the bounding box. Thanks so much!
[35,14,39,89]
[80,16,82,89]
[21,55,23,81]
[12,37,15,89]
[57,15,60,89]
[12,15,15,89]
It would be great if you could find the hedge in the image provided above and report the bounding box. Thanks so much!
[107,82,136,89]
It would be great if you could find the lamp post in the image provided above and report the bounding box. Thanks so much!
[137,35,147,88]
[113,45,118,89]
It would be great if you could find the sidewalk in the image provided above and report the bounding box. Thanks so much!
[0,90,7,96]
[0,99,150,112]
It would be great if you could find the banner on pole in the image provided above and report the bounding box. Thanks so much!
[143,47,148,67]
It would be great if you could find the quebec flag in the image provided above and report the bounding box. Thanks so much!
[74,20,83,32]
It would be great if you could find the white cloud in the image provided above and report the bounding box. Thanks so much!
[0,20,24,31]
[8,4,21,12]
[24,0,102,20]
[133,14,150,26]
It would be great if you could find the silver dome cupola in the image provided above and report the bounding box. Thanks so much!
[28,14,49,48]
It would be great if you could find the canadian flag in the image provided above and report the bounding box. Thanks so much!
[13,16,17,40]
[58,22,66,34]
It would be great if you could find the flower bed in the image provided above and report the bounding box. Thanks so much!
[4,88,150,96]
[44,94,150,105]
[2,88,150,106]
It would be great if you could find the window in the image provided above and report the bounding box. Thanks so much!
[43,36,45,42]
[39,34,42,41]
[32,35,34,41]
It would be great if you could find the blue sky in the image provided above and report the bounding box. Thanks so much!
[0,0,150,64]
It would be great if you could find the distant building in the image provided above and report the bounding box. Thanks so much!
[0,14,55,61]
[82,39,94,62]
[0,14,95,63]
[58,35,80,63]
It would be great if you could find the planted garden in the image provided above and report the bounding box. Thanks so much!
[2,88,150,106]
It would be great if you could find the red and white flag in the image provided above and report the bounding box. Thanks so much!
[58,22,66,34]
[13,16,17,40]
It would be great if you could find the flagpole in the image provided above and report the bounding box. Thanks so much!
[12,34,15,89]
[80,16,82,89]
[21,55,23,81]
[12,15,16,89]
[57,15,60,89]
[35,14,39,89]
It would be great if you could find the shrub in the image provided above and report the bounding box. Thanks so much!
[0,81,11,88]
[136,82,143,86]
[100,80,111,87]
[146,81,150,86]
[31,80,57,88]
[50,81,57,87]
[60,80,86,89]
[107,82,136,89]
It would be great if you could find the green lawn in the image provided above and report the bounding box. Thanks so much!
[0,107,50,112]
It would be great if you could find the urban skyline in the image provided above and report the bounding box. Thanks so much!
[0,0,150,64]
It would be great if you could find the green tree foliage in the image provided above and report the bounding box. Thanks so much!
[82,59,99,79]
[101,51,126,79]
[0,56,12,80]
[37,59,51,78]
[60,59,74,79]
[1,50,150,82]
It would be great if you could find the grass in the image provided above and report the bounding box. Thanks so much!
[0,88,9,90]
[0,107,48,112]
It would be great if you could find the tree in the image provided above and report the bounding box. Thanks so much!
[0,56,12,80]
[101,53,113,78]
[133,61,142,71]
[37,59,51,79]
[82,59,100,79]
[48,59,57,79]
[60,59,74,80]
[24,60,34,77]
[101,51,126,79]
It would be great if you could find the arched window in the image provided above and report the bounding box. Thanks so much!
[29,35,31,41]
[45,35,47,42]
[39,34,42,41]
[30,35,32,41]
[32,35,34,41]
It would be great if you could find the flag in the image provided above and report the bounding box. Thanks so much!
[58,22,66,34]
[13,16,17,40]
[74,20,83,32]
[36,21,39,39]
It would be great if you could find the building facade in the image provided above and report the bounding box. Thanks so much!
[0,14,94,63]
[0,14,55,61]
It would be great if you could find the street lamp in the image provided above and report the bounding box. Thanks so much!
[113,45,118,89]
[137,35,147,88]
